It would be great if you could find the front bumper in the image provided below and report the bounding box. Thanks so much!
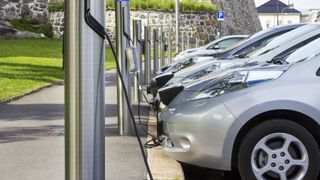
[161,100,237,171]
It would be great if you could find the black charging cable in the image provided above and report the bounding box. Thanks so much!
[84,2,154,180]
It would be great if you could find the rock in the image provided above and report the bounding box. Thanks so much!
[0,10,5,18]
[8,0,19,3]
[0,24,44,38]
[0,1,7,8]
[21,4,32,17]
[212,0,261,35]
[23,0,34,3]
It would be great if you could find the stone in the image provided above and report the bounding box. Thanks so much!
[8,0,19,2]
[212,0,261,35]
[21,4,32,17]
[39,3,46,9]
[23,0,34,3]
[0,1,7,8]
[16,3,22,8]
[0,10,5,18]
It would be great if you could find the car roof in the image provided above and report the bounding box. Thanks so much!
[213,23,306,58]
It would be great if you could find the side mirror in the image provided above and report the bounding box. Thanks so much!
[125,46,140,73]
[213,45,220,49]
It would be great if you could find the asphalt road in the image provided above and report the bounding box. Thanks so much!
[182,164,242,180]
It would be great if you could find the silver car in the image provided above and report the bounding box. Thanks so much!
[174,35,248,62]
[160,45,320,179]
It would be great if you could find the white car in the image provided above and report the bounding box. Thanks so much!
[164,23,320,88]
[174,35,248,62]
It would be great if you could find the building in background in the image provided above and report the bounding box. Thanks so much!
[257,0,301,29]
[301,9,320,23]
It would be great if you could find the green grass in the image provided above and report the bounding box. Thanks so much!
[0,38,116,101]
[48,0,217,13]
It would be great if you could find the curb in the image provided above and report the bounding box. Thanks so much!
[0,81,64,105]
[147,110,185,180]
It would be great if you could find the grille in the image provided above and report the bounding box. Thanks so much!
[0,127,64,137]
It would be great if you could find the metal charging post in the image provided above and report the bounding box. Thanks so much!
[133,19,142,102]
[196,38,199,48]
[115,0,133,135]
[181,32,184,51]
[64,0,105,178]
[160,31,166,67]
[175,0,180,52]
[144,26,151,84]
[168,27,172,64]
[153,28,159,74]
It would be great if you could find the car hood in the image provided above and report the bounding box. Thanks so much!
[185,61,290,91]
[164,62,291,109]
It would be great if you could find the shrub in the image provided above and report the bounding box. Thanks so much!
[48,0,217,13]
[48,2,64,12]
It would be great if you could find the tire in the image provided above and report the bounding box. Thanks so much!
[237,119,320,180]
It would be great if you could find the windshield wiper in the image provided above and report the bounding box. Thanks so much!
[268,57,289,65]
[234,54,249,59]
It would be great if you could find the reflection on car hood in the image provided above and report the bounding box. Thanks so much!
[184,61,291,91]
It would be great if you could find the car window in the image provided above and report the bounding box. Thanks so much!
[251,25,320,58]
[233,30,290,57]
[208,38,243,50]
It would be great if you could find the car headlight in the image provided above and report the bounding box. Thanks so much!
[188,70,284,101]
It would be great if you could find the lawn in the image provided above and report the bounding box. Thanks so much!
[0,38,116,102]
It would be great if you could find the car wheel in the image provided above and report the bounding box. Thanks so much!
[237,119,320,180]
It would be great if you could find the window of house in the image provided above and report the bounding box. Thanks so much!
[266,20,271,28]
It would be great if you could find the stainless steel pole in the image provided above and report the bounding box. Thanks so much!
[116,0,133,135]
[187,33,190,49]
[196,38,199,48]
[175,0,180,53]
[144,26,151,84]
[181,32,184,51]
[160,31,166,67]
[133,19,142,102]
[65,0,105,178]
[153,28,159,74]
[168,27,172,64]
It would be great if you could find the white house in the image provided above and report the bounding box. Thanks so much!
[257,0,301,30]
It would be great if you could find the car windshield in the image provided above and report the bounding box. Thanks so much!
[220,38,247,52]
[216,27,277,55]
[285,38,320,63]
[249,24,320,58]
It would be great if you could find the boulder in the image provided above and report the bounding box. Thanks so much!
[212,0,262,35]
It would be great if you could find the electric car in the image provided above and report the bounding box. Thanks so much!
[163,23,320,88]
[160,51,320,180]
[174,35,248,62]
[149,24,304,96]
[156,23,304,76]
[149,23,319,103]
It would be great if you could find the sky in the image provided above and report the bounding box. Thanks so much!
[254,0,320,11]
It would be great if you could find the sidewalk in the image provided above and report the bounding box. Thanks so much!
[0,69,149,180]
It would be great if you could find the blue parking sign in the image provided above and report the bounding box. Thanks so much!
[216,11,225,21]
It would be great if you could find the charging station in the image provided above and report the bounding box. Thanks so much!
[153,28,159,73]
[133,19,143,102]
[64,0,105,179]
[115,0,134,136]
[144,26,152,84]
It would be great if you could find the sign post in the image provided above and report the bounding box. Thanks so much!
[216,11,225,37]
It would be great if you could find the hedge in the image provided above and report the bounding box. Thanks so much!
[48,0,217,13]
